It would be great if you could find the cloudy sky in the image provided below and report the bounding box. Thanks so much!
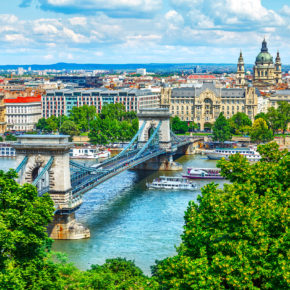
[0,0,289,64]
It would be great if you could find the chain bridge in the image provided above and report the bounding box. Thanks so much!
[13,108,202,239]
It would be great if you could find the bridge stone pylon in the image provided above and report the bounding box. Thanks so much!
[13,135,90,240]
[137,108,171,151]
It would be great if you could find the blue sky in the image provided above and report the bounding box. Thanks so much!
[0,0,289,64]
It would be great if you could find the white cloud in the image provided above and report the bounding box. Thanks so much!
[69,17,87,26]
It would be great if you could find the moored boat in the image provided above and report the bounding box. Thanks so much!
[146,176,198,190]
[183,168,224,180]
[70,146,111,159]
[206,147,260,162]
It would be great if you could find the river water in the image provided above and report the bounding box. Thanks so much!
[0,155,225,275]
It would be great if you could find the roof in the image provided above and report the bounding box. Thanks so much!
[4,96,41,103]
[187,75,216,80]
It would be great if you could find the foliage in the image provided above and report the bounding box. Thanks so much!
[0,136,3,142]
[89,104,138,145]
[5,134,17,141]
[60,120,79,141]
[0,170,59,289]
[276,101,290,134]
[153,142,289,289]
[250,118,273,143]
[69,105,96,132]
[266,107,281,135]
[171,116,188,134]
[212,112,232,142]
[230,112,252,134]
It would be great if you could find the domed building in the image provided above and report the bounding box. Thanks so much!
[252,39,282,88]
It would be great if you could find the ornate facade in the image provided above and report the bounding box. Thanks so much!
[0,93,6,133]
[252,39,282,88]
[161,82,258,130]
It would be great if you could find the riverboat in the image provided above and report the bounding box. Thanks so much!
[0,143,16,157]
[146,176,198,190]
[206,147,261,162]
[70,147,111,159]
[183,168,224,180]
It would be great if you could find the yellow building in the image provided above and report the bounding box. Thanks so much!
[161,82,258,130]
[0,93,6,133]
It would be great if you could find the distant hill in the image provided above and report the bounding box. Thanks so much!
[0,62,288,73]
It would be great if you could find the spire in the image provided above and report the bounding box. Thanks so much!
[238,50,244,63]
[261,38,268,52]
[276,50,281,63]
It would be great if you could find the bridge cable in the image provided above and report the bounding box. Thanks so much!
[32,156,54,186]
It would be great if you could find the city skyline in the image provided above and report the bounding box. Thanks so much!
[1,0,290,64]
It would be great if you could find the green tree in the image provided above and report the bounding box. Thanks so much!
[0,136,3,142]
[250,118,273,143]
[266,107,280,135]
[277,101,290,134]
[5,134,17,141]
[0,170,59,289]
[69,105,96,132]
[230,112,252,134]
[60,120,79,141]
[212,112,232,142]
[153,143,289,289]
[171,116,188,134]
[100,103,127,121]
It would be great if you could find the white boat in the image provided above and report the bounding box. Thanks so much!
[206,147,261,162]
[70,147,111,159]
[146,176,198,190]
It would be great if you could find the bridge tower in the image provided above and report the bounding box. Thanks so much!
[136,108,182,170]
[14,135,90,240]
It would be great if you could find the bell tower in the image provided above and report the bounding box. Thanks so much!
[237,50,245,87]
[275,51,282,84]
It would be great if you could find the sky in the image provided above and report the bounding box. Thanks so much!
[0,0,289,65]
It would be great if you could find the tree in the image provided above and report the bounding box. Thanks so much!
[277,101,290,134]
[212,112,232,142]
[0,136,3,142]
[5,134,17,141]
[60,120,79,141]
[250,118,273,143]
[153,143,289,289]
[230,112,252,134]
[100,103,127,121]
[266,107,280,135]
[171,116,188,134]
[0,170,59,289]
[69,105,96,132]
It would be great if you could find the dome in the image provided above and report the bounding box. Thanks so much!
[255,38,273,64]
[256,52,273,64]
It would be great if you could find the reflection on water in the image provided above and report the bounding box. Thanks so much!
[0,155,226,275]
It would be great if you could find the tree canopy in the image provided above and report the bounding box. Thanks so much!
[212,112,232,142]
[250,118,273,144]
[229,112,252,134]
[171,116,189,134]
[153,142,289,289]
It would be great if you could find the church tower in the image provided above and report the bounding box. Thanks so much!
[274,51,282,84]
[253,38,276,89]
[237,50,245,87]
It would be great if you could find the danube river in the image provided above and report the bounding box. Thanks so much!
[0,155,225,275]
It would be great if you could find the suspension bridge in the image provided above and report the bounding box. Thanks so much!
[13,108,202,239]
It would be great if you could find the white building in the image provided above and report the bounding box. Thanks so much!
[136,68,147,76]
[5,96,42,131]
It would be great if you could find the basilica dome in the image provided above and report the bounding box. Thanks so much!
[255,39,273,64]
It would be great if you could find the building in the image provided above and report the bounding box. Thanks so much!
[51,76,102,88]
[0,93,6,133]
[162,82,258,130]
[237,51,245,87]
[252,39,282,88]
[268,90,290,109]
[42,88,160,118]
[136,68,147,76]
[4,96,42,131]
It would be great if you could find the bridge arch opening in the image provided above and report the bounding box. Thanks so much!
[32,166,40,182]
[148,126,155,139]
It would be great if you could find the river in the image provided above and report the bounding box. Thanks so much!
[0,155,225,275]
